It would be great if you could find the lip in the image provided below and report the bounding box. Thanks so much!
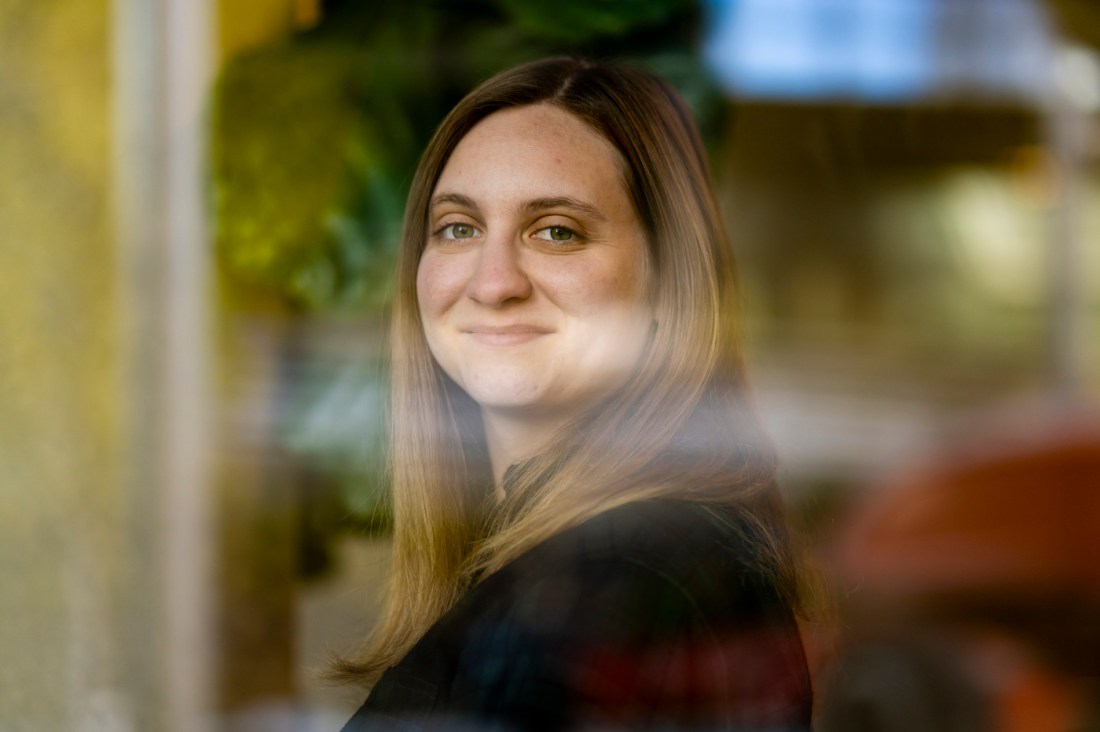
[463,324,554,346]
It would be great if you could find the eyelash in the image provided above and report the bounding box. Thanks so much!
[532,225,581,245]
[430,221,585,246]
[434,222,482,241]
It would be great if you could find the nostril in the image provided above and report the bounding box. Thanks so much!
[468,271,532,305]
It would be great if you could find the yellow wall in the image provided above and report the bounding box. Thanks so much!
[0,0,135,728]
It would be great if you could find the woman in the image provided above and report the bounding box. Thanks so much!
[338,57,813,731]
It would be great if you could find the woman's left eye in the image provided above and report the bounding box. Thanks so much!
[532,226,579,243]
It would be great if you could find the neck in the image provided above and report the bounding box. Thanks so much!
[481,409,562,497]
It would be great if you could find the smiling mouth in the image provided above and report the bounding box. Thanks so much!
[464,325,553,346]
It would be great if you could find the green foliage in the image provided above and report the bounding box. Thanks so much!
[212,0,718,311]
[213,38,367,308]
[495,0,694,43]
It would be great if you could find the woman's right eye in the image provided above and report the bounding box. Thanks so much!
[438,223,480,240]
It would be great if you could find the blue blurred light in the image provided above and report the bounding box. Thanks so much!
[703,0,1052,103]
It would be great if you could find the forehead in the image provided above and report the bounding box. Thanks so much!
[434,104,628,202]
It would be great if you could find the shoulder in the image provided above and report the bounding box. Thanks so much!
[451,500,812,727]
[357,499,813,730]
[460,499,800,667]
[540,498,738,558]
[506,499,784,616]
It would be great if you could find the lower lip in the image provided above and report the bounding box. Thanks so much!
[467,331,549,346]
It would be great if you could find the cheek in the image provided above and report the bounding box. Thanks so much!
[579,251,650,312]
[540,252,629,305]
[416,252,464,319]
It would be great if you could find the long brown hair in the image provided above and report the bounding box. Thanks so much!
[336,57,802,685]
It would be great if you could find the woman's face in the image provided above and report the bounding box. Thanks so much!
[417,104,654,423]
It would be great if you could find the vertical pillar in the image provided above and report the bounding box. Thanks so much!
[1044,44,1095,402]
[114,0,216,729]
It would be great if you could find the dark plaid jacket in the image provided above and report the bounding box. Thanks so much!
[341,499,813,731]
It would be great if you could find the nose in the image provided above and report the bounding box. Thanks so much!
[465,235,532,306]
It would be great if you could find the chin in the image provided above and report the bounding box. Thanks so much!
[470,384,627,420]
[466,388,549,413]
[450,365,635,418]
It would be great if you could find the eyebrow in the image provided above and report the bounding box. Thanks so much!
[429,193,607,222]
[521,197,606,222]
[429,192,479,212]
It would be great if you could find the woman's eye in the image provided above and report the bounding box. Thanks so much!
[439,223,479,240]
[533,226,578,243]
